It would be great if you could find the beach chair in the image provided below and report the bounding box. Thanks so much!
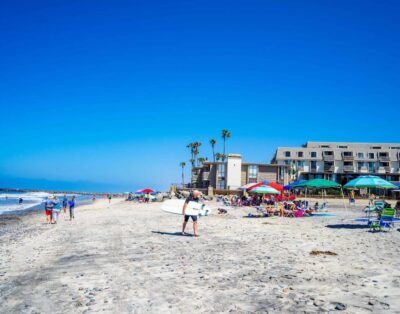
[369,208,396,232]
[364,200,385,217]
[315,202,327,212]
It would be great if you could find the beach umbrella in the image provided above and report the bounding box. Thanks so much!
[248,185,280,195]
[239,183,261,190]
[267,182,284,193]
[344,176,397,190]
[136,188,154,194]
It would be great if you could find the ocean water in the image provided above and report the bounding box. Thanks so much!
[0,192,93,215]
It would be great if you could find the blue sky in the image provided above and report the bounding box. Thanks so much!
[1,0,399,192]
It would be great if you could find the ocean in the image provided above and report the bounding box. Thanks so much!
[0,192,93,215]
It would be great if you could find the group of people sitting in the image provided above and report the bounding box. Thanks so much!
[256,200,315,217]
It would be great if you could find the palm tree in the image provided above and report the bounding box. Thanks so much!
[198,157,205,165]
[210,139,216,162]
[190,158,195,167]
[179,162,186,186]
[221,129,231,161]
[192,141,201,165]
[187,143,194,161]
[215,153,222,161]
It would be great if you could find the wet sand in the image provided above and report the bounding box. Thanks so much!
[1,198,399,313]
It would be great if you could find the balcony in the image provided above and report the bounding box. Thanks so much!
[202,172,210,181]
[377,167,387,174]
[358,166,369,173]
[378,155,390,162]
[323,155,335,161]
[324,165,335,172]
[310,168,317,173]
[343,165,355,172]
[342,153,354,161]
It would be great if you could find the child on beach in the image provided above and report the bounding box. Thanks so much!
[68,196,76,220]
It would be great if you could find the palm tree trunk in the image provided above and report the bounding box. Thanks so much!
[182,169,185,186]
[212,146,215,162]
[223,139,226,161]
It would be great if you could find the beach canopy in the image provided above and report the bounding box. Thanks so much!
[239,183,261,190]
[344,176,397,189]
[292,178,341,189]
[136,188,154,194]
[284,180,306,190]
[248,185,280,194]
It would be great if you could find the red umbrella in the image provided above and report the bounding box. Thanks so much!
[136,188,154,194]
[267,182,284,193]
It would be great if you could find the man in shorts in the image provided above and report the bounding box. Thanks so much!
[44,196,56,224]
[182,190,201,237]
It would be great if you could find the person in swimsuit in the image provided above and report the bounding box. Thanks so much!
[182,190,201,237]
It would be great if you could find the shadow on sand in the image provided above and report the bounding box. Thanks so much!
[151,231,193,237]
[326,224,369,230]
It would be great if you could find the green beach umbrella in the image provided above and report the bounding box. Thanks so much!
[248,186,280,195]
[343,176,397,189]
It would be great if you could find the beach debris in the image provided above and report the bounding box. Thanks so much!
[218,208,227,214]
[262,222,274,225]
[310,250,338,256]
[335,302,347,310]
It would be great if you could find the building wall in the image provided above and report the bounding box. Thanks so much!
[226,155,242,190]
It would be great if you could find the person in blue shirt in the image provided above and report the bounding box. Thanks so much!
[68,196,76,220]
[45,197,56,224]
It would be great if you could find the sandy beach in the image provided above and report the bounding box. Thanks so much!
[1,198,400,313]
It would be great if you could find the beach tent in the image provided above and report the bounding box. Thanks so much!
[239,183,261,190]
[284,180,306,190]
[292,179,346,211]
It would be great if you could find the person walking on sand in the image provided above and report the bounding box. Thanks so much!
[108,193,112,203]
[68,196,76,220]
[44,196,56,224]
[62,194,68,213]
[182,190,201,237]
[52,196,61,224]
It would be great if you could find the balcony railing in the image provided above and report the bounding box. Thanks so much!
[357,166,369,173]
[378,156,390,162]
[323,155,335,161]
[310,167,317,172]
[343,165,354,172]
[342,155,354,161]
[324,165,335,172]
[202,172,210,181]
[384,166,391,173]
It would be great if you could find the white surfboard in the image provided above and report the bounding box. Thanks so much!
[161,199,212,216]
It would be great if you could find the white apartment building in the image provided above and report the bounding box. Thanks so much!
[272,141,400,184]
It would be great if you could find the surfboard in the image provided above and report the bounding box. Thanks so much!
[161,199,212,216]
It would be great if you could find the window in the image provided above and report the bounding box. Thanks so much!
[378,152,388,157]
[284,160,291,165]
[297,151,303,157]
[390,146,400,149]
[368,153,375,159]
[311,161,317,169]
[372,146,382,149]
[357,162,366,170]
[217,164,226,189]
[310,152,317,158]
[321,145,330,148]
[248,165,258,183]
[284,151,291,157]
[297,160,304,167]
[343,151,353,157]
[344,161,353,166]
[357,152,364,159]
[368,162,375,172]
[338,145,348,149]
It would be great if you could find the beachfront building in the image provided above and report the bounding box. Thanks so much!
[191,154,289,190]
[271,141,400,185]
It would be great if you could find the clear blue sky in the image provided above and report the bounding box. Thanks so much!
[1,0,399,192]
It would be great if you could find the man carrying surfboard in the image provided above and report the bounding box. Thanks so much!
[182,190,201,236]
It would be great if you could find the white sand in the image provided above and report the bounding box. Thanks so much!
[0,198,399,313]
